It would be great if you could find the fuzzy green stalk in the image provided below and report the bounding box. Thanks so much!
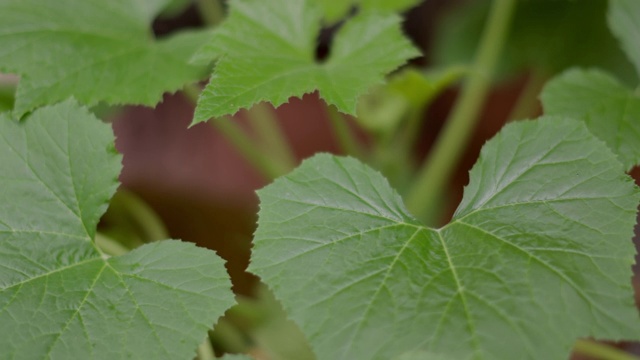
[405,0,517,222]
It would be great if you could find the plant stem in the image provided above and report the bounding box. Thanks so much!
[115,190,169,241]
[326,105,366,159]
[248,103,297,170]
[405,0,516,222]
[197,336,217,360]
[95,233,130,256]
[507,69,548,122]
[195,0,225,27]
[573,340,640,360]
[183,84,289,179]
[211,116,290,178]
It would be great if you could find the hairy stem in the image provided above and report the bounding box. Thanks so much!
[405,0,517,222]
[573,340,640,360]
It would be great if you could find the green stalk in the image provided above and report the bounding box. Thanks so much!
[211,116,290,178]
[507,69,548,122]
[573,340,640,360]
[197,336,216,360]
[195,0,225,27]
[405,0,517,222]
[95,233,130,256]
[326,105,367,159]
[248,103,297,170]
[115,190,169,241]
[183,84,289,179]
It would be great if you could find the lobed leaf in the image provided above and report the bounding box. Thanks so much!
[0,0,212,116]
[541,68,640,170]
[192,0,420,124]
[0,100,235,359]
[250,119,640,359]
[608,0,640,76]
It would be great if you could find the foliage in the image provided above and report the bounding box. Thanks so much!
[0,0,639,359]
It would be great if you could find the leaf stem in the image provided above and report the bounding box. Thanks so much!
[184,84,289,179]
[95,233,130,256]
[195,0,225,27]
[197,336,217,360]
[248,103,297,170]
[326,105,367,159]
[115,190,169,241]
[211,116,290,178]
[507,69,548,122]
[573,340,640,360]
[405,0,517,222]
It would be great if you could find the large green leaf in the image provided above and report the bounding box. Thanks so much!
[541,68,640,170]
[608,0,640,76]
[0,0,212,116]
[250,119,640,359]
[0,100,235,359]
[192,0,419,123]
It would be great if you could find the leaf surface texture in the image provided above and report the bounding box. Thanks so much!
[0,101,235,359]
[0,0,211,115]
[250,118,640,359]
[192,0,419,123]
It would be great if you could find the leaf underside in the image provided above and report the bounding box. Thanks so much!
[192,0,420,123]
[250,118,640,360]
[0,0,212,116]
[0,100,235,359]
[541,68,640,170]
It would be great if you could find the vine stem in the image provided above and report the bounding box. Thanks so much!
[405,0,517,222]
[573,340,640,360]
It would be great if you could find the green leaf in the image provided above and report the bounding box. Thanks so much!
[0,100,235,359]
[316,0,422,23]
[250,119,640,360]
[434,0,637,82]
[220,354,255,360]
[0,0,212,116]
[541,68,640,170]
[608,0,640,77]
[192,0,419,124]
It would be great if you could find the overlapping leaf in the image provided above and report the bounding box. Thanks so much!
[0,0,212,116]
[541,68,640,170]
[609,0,640,76]
[192,0,419,123]
[250,119,640,359]
[0,100,235,359]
